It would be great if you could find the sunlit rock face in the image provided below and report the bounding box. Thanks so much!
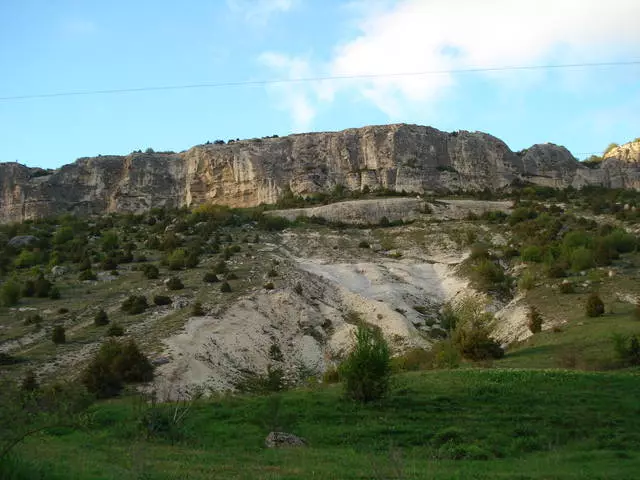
[1,124,637,222]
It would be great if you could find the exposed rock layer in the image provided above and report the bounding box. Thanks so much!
[1,124,638,222]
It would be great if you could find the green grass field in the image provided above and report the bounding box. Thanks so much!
[3,367,640,480]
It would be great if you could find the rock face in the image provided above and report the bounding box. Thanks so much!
[604,140,640,164]
[1,124,638,223]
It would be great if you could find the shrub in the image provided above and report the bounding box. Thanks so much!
[263,282,275,290]
[34,275,52,298]
[166,277,184,290]
[322,366,340,383]
[527,306,543,333]
[79,269,97,281]
[21,279,36,297]
[518,270,536,291]
[107,323,125,337]
[1,279,21,306]
[48,286,61,300]
[546,263,567,279]
[153,295,172,306]
[167,248,187,270]
[192,302,205,316]
[451,297,504,361]
[559,281,575,294]
[358,240,370,249]
[24,313,42,326]
[570,247,595,272]
[612,334,640,366]
[213,261,227,274]
[52,325,66,344]
[142,264,159,279]
[94,308,109,326]
[220,281,232,293]
[585,293,605,317]
[392,348,433,371]
[81,339,153,398]
[294,282,303,295]
[203,272,219,283]
[121,295,149,315]
[267,268,278,278]
[521,245,543,263]
[339,325,391,403]
[185,252,199,268]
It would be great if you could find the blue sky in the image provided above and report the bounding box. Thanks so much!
[1,0,639,169]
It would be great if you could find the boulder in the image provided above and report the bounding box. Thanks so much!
[264,431,307,449]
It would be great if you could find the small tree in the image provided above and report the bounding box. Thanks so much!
[0,279,21,306]
[121,295,149,315]
[94,308,109,326]
[107,323,125,337]
[192,302,205,316]
[81,339,153,398]
[203,272,219,283]
[52,325,66,344]
[153,295,172,306]
[585,292,605,317]
[142,264,159,279]
[166,277,184,291]
[527,306,543,334]
[339,324,391,403]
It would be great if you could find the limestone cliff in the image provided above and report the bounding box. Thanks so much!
[1,124,638,223]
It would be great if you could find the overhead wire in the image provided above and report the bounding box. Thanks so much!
[0,60,638,101]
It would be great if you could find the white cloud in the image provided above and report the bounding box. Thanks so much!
[260,0,640,127]
[259,52,317,131]
[227,0,295,25]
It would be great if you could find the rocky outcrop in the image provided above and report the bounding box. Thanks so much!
[1,124,638,223]
[604,140,640,164]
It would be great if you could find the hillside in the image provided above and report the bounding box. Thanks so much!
[1,124,639,223]
[1,184,640,478]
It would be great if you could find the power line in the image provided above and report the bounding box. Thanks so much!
[1,60,639,102]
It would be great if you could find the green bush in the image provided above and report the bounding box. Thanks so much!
[559,281,575,294]
[521,245,543,263]
[81,339,153,398]
[1,278,21,306]
[153,295,172,306]
[612,334,640,366]
[203,272,219,283]
[21,279,36,297]
[107,323,125,337]
[450,297,504,361]
[166,248,187,270]
[166,277,184,290]
[570,247,595,272]
[192,302,205,316]
[339,325,391,403]
[585,293,605,317]
[121,295,149,315]
[392,348,433,371]
[79,269,97,281]
[213,261,227,274]
[220,281,232,293]
[142,264,159,279]
[52,325,66,344]
[94,308,109,326]
[34,275,52,298]
[48,286,61,300]
[527,306,543,333]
